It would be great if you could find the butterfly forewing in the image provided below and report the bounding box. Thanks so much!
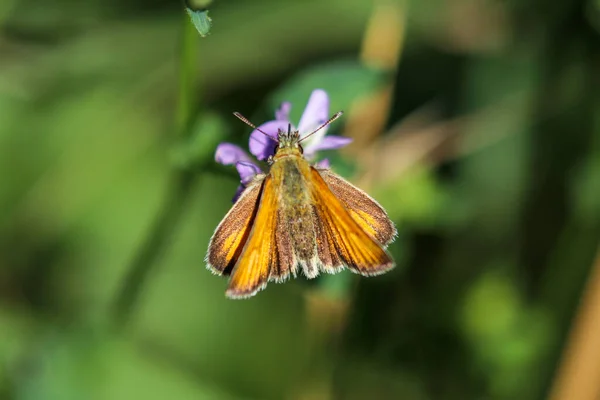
[318,169,397,246]
[206,176,265,275]
[226,175,279,298]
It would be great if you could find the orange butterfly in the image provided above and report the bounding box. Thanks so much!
[206,112,396,298]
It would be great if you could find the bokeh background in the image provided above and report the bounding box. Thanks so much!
[1,0,600,399]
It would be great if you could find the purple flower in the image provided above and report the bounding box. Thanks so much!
[215,89,352,201]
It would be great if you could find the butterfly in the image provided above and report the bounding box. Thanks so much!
[206,111,396,298]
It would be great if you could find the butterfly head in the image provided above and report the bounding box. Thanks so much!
[274,124,303,156]
[232,110,344,161]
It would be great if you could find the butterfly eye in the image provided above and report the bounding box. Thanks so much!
[298,143,304,154]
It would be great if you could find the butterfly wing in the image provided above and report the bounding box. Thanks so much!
[206,176,265,275]
[309,167,394,276]
[318,169,397,246]
[226,175,279,298]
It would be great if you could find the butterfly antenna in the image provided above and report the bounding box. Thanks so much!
[298,111,344,143]
[233,112,276,141]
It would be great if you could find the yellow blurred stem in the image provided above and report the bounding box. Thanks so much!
[292,290,352,400]
[344,0,406,156]
[549,245,600,400]
[360,0,406,69]
[295,3,406,398]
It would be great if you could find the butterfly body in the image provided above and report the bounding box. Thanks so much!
[206,119,397,299]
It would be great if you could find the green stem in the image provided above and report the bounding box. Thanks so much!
[176,13,199,137]
[112,172,196,329]
[112,12,200,329]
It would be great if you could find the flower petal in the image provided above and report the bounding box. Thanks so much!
[275,102,291,121]
[235,161,262,185]
[314,158,330,169]
[298,89,330,133]
[249,120,289,160]
[232,184,245,203]
[304,135,352,158]
[215,143,252,165]
[297,89,330,150]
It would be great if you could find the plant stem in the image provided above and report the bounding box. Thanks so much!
[112,172,196,329]
[112,12,200,329]
[176,12,200,137]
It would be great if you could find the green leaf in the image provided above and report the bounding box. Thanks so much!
[15,331,241,400]
[170,111,228,169]
[268,60,389,123]
[571,154,600,225]
[185,8,212,37]
[374,167,448,228]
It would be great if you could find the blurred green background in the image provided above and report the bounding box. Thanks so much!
[1,0,599,399]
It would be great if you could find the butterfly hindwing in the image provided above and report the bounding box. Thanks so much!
[310,167,394,275]
[318,169,397,246]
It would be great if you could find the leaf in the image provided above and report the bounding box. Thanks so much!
[170,111,228,169]
[14,331,241,400]
[268,60,390,123]
[374,166,448,228]
[185,8,212,37]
